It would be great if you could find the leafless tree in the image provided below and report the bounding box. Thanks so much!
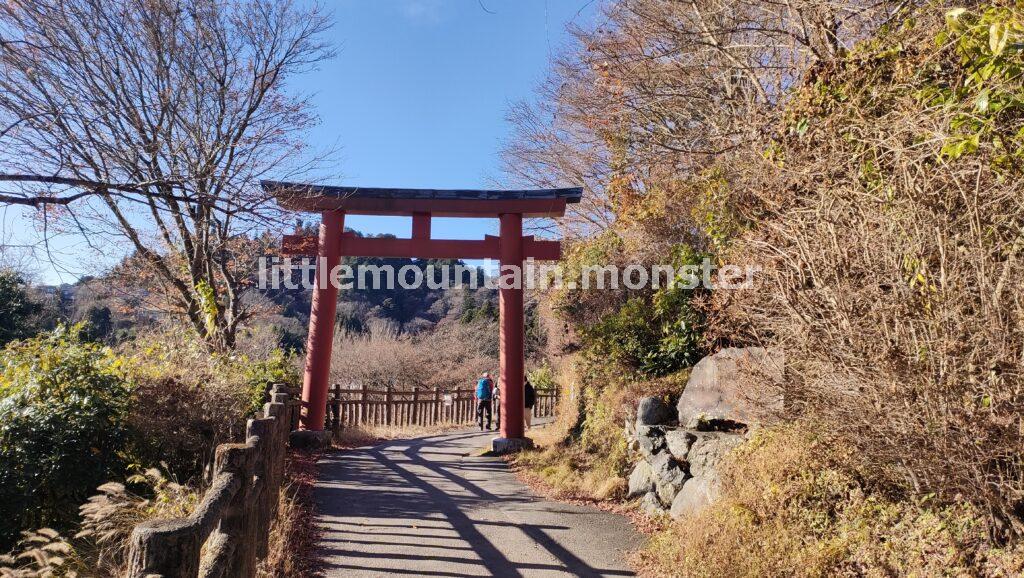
[0,0,334,350]
[504,0,903,239]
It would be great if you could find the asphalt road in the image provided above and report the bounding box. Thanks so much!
[314,428,641,577]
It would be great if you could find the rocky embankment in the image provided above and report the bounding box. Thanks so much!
[625,347,784,517]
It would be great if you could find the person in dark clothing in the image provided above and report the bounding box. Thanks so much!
[493,379,501,430]
[524,378,537,430]
[475,372,494,430]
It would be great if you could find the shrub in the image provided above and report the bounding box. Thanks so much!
[77,306,113,344]
[560,239,708,378]
[582,288,702,378]
[243,348,301,417]
[118,327,297,483]
[526,364,556,391]
[719,5,1024,536]
[527,237,706,498]
[0,327,131,549]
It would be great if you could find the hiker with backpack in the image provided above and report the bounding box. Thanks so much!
[475,372,494,430]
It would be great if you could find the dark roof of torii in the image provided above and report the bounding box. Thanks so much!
[261,180,582,218]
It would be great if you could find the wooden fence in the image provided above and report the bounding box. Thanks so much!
[324,385,560,433]
[126,384,300,578]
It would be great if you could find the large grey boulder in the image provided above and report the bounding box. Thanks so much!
[627,460,656,499]
[670,474,717,518]
[669,432,744,518]
[640,491,665,516]
[687,432,744,478]
[664,430,697,462]
[636,425,667,458]
[636,396,675,426]
[676,347,784,430]
[650,452,688,506]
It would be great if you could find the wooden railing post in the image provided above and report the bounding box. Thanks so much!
[330,384,341,434]
[127,518,202,578]
[385,385,393,425]
[432,387,440,425]
[246,417,278,560]
[411,387,419,426]
[203,444,257,577]
[360,385,368,427]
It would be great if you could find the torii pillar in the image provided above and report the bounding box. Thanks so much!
[300,210,344,433]
[264,181,582,452]
[497,213,526,443]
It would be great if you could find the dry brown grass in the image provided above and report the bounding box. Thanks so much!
[257,450,322,578]
[0,469,198,577]
[512,442,629,503]
[635,426,1024,577]
[501,0,1023,569]
[0,529,83,577]
[73,469,197,575]
[117,328,274,482]
[510,364,628,502]
[507,419,666,543]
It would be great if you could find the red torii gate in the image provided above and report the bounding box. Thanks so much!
[263,181,581,448]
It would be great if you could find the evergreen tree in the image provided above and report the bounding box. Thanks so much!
[0,270,40,346]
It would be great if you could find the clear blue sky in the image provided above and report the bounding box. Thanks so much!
[3,0,599,284]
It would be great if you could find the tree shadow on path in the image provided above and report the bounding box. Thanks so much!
[315,431,638,577]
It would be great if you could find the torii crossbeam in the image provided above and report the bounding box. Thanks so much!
[263,181,582,447]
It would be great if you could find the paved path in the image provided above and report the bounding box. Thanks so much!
[314,428,641,577]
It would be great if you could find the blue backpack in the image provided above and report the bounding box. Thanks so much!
[476,378,493,400]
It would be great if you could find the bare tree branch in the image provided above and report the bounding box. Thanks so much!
[0,0,336,350]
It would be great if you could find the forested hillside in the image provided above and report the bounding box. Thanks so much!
[507,1,1024,575]
[13,223,502,351]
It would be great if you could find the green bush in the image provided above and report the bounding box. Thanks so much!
[78,305,113,344]
[527,364,556,391]
[0,326,131,549]
[242,348,301,417]
[581,245,706,377]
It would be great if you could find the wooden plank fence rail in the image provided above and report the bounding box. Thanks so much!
[324,385,560,434]
[534,391,559,419]
[126,384,300,578]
